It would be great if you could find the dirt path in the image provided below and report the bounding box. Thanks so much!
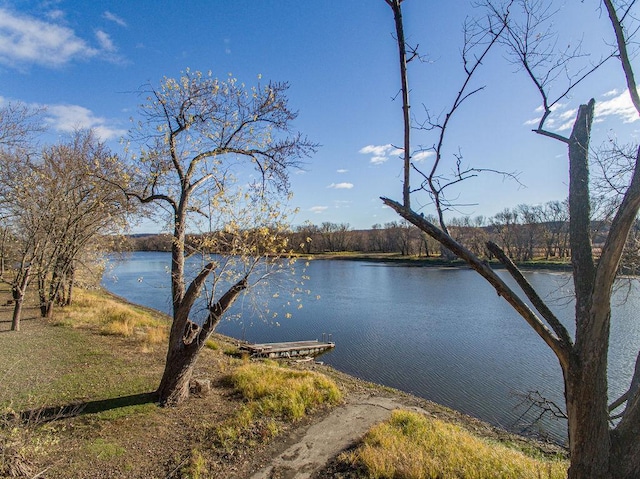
[250,394,423,479]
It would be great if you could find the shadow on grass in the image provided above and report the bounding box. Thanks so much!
[16,391,159,423]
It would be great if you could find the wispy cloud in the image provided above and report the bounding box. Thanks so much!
[549,108,578,132]
[328,182,354,189]
[596,90,639,123]
[310,206,328,214]
[0,8,99,67]
[524,106,577,131]
[0,8,124,68]
[95,30,116,52]
[359,144,403,165]
[412,150,434,162]
[45,104,126,141]
[46,10,65,21]
[370,156,387,165]
[337,169,348,173]
[103,11,127,27]
[525,90,639,131]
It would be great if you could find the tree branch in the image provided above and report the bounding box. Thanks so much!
[487,241,573,348]
[604,0,640,117]
[381,197,570,371]
[198,274,249,342]
[181,261,216,314]
[568,99,597,320]
[593,145,640,319]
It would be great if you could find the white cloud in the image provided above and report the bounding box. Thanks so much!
[359,144,393,156]
[310,206,328,214]
[412,150,434,162]
[596,90,639,123]
[336,169,348,173]
[527,91,640,132]
[547,108,578,132]
[328,182,354,189]
[95,30,116,52]
[46,10,65,21]
[360,143,404,165]
[45,104,126,141]
[103,11,127,27]
[0,8,99,67]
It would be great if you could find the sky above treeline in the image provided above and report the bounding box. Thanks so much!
[0,1,638,232]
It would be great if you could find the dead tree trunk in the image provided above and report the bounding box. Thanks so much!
[382,98,640,479]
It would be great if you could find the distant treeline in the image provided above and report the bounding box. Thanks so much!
[120,200,640,264]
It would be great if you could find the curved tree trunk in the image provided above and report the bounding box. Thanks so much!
[157,275,248,405]
[156,339,203,406]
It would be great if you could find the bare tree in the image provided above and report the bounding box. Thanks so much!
[128,70,316,405]
[0,102,43,151]
[0,130,130,329]
[380,1,640,477]
[35,131,131,318]
[0,152,50,330]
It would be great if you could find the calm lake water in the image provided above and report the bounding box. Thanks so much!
[102,251,640,443]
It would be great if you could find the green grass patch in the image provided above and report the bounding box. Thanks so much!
[86,438,126,460]
[345,410,568,479]
[212,361,341,449]
[0,289,162,410]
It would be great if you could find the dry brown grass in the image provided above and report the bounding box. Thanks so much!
[345,409,568,479]
[54,289,169,350]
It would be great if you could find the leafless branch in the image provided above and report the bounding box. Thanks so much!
[512,390,568,436]
[487,241,573,347]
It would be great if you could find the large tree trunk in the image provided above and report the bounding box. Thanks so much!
[565,99,613,479]
[564,341,612,479]
[156,338,202,406]
[157,271,248,406]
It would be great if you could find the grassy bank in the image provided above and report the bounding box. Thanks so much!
[341,410,566,479]
[0,284,567,478]
[299,251,573,271]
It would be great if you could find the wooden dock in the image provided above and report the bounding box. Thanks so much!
[240,340,335,359]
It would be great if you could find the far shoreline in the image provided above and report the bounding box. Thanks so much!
[294,251,574,272]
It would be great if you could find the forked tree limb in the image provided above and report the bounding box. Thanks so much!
[380,197,570,371]
[486,241,573,348]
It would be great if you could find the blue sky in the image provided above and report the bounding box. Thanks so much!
[0,1,637,231]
